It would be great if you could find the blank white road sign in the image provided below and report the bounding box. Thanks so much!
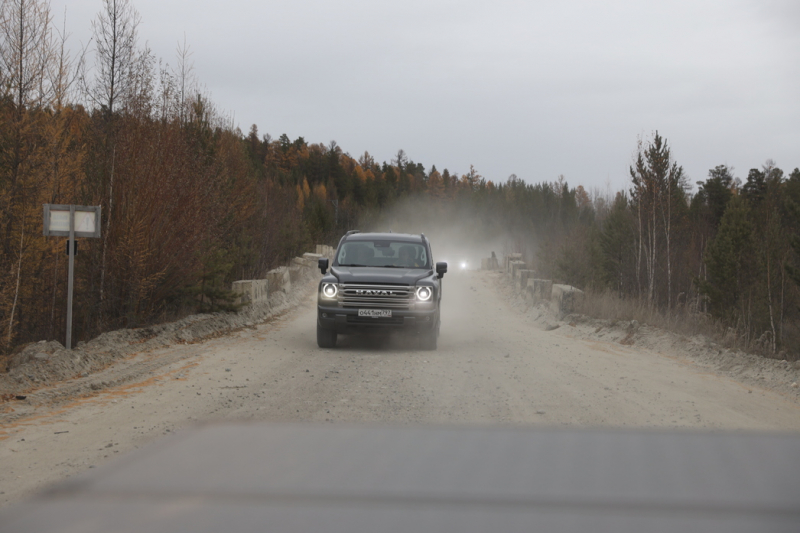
[43,205,101,238]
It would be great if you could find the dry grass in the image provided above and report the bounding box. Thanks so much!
[573,289,799,361]
[576,289,716,335]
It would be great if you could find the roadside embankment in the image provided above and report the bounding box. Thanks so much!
[0,246,334,401]
[483,253,800,402]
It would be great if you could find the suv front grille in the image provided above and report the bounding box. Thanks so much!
[339,284,414,309]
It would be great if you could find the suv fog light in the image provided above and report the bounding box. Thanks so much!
[322,313,328,318]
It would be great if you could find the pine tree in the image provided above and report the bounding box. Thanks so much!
[629,132,686,310]
[697,195,754,321]
[599,193,636,295]
[786,169,800,289]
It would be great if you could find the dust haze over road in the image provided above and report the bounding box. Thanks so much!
[2,267,799,507]
[361,198,514,272]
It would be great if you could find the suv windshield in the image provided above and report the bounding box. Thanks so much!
[337,240,429,268]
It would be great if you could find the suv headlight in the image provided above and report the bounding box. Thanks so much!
[321,283,338,299]
[416,286,432,302]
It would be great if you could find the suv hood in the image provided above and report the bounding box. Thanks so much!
[331,266,432,285]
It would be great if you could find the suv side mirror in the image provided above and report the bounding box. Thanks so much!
[436,262,448,279]
[319,257,329,275]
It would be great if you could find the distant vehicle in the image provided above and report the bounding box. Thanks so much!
[316,231,447,350]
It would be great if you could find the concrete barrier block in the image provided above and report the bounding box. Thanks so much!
[303,252,322,264]
[529,279,553,302]
[510,261,526,279]
[231,279,269,306]
[552,284,584,314]
[289,264,304,284]
[315,245,335,259]
[505,253,522,273]
[266,267,291,294]
[303,252,324,273]
[517,270,535,292]
[523,281,535,303]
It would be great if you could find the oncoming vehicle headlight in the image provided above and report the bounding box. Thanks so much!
[321,283,338,298]
[460,261,468,270]
[416,286,432,302]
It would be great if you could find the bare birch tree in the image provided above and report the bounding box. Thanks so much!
[49,7,83,109]
[0,0,53,108]
[173,33,194,125]
[89,0,140,115]
[88,0,140,310]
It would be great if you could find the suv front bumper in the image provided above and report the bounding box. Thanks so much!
[317,305,437,333]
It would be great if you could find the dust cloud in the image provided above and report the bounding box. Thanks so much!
[356,197,526,339]
[359,197,522,272]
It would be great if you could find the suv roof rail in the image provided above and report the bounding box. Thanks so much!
[337,229,360,248]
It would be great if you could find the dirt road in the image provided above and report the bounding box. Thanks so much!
[1,270,799,506]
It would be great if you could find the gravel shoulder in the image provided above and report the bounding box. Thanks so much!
[1,270,799,508]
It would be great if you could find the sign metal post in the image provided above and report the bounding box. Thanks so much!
[66,205,75,350]
[43,204,101,350]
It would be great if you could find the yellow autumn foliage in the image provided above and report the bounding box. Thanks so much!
[354,166,367,183]
[314,183,327,201]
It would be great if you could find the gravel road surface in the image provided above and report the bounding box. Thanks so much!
[1,270,799,506]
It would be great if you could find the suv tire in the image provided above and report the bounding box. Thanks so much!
[317,323,337,348]
[419,325,438,351]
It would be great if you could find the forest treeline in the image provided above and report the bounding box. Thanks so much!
[2,0,799,358]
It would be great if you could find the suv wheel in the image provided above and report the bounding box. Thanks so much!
[317,323,337,348]
[419,326,438,351]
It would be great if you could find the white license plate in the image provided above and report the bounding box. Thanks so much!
[358,309,392,318]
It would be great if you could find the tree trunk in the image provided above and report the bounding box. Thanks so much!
[648,197,657,308]
[766,253,776,354]
[7,222,25,351]
[100,147,115,306]
[636,198,642,299]
[665,182,672,315]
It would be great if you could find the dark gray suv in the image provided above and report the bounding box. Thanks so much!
[317,231,447,350]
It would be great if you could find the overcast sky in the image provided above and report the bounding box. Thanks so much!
[55,0,799,193]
